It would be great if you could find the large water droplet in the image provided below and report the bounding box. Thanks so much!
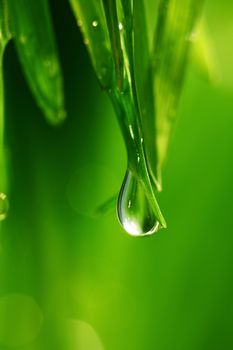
[0,192,9,221]
[117,171,161,237]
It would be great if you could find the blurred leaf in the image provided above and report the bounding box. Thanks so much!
[0,0,11,55]
[192,19,219,85]
[8,0,65,125]
[153,0,204,183]
[0,0,11,192]
[102,0,125,90]
[105,0,167,229]
[133,0,161,191]
[71,0,166,229]
[70,0,113,89]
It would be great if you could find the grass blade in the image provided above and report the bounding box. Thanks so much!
[70,0,167,229]
[153,0,204,183]
[192,19,219,84]
[70,0,113,89]
[132,0,161,190]
[104,0,167,228]
[0,0,11,193]
[8,0,65,125]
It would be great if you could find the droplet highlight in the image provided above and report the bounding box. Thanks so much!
[118,22,123,31]
[0,192,9,221]
[117,171,161,237]
[92,20,98,28]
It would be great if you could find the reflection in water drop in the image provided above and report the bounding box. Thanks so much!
[0,192,9,221]
[117,171,161,237]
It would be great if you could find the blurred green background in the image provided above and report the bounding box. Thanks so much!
[0,0,233,349]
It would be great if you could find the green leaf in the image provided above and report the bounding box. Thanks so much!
[69,0,113,89]
[153,0,204,184]
[70,0,167,230]
[102,0,124,90]
[132,0,161,191]
[8,0,65,125]
[104,0,166,228]
[0,0,11,55]
[0,0,11,193]
[191,19,219,84]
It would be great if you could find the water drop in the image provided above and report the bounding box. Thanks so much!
[0,192,9,221]
[129,124,134,140]
[117,171,161,237]
[92,20,98,28]
[43,57,59,78]
[118,22,123,31]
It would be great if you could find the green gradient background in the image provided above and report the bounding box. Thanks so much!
[0,0,233,349]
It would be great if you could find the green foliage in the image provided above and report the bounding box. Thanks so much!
[69,0,113,88]
[7,0,65,125]
[0,0,11,192]
[153,0,204,183]
[0,0,232,348]
[0,0,210,229]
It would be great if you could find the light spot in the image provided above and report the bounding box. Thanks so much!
[118,22,123,31]
[77,20,82,27]
[0,294,43,347]
[187,30,197,42]
[0,192,9,221]
[129,125,134,140]
[92,20,98,28]
[43,57,59,78]
[64,319,104,350]
[84,38,89,45]
[19,35,27,44]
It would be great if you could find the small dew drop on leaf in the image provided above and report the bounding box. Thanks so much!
[92,20,98,28]
[43,57,59,78]
[118,22,123,31]
[0,192,9,221]
[129,124,134,140]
